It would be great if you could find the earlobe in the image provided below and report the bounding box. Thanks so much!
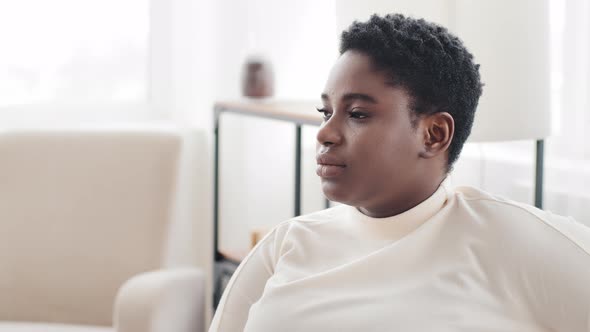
[419,112,454,159]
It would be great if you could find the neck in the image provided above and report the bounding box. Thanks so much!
[357,174,446,218]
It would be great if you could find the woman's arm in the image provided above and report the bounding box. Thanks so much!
[208,222,287,332]
[525,216,590,331]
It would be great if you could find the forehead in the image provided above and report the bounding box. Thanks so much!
[323,50,392,100]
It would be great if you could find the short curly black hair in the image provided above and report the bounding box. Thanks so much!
[340,13,483,171]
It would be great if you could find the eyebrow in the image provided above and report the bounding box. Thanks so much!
[321,92,378,104]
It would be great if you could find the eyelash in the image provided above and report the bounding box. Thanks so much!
[316,108,331,120]
[316,108,368,121]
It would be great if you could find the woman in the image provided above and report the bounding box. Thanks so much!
[209,13,590,331]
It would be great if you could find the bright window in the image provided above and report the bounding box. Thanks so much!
[0,0,148,106]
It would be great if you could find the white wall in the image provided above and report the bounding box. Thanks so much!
[215,0,338,253]
[336,0,452,31]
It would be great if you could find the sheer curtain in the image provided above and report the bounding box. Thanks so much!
[544,0,590,221]
[548,0,589,161]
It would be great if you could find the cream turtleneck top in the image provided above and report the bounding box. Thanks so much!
[209,179,590,331]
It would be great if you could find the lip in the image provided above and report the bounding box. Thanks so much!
[316,155,346,167]
[316,155,346,178]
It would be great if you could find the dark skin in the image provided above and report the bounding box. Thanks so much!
[316,50,454,218]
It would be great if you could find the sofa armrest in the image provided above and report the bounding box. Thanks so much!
[114,268,205,332]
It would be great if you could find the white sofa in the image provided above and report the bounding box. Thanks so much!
[0,128,205,332]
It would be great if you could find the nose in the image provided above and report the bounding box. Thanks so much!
[316,116,343,147]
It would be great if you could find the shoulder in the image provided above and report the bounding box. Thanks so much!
[250,205,350,264]
[452,185,590,257]
[451,186,590,329]
[267,204,350,243]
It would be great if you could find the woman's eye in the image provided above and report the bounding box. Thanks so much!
[350,111,368,119]
[316,108,332,120]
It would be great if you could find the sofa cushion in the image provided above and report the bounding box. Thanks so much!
[0,130,181,325]
[0,322,113,332]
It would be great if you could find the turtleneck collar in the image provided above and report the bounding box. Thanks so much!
[345,177,453,237]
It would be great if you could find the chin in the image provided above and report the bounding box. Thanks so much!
[321,181,354,206]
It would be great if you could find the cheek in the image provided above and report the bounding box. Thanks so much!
[354,130,419,174]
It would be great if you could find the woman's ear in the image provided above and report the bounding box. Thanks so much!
[418,112,454,159]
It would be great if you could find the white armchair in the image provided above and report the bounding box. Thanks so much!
[115,268,204,332]
[0,128,205,332]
